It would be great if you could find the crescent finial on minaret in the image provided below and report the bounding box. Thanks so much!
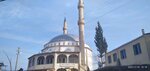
[63,17,68,34]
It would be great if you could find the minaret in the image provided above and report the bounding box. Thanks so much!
[78,0,86,68]
[63,18,68,34]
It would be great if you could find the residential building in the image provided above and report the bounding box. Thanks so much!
[105,31,150,66]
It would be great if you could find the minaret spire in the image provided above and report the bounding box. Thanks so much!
[63,18,68,34]
[78,0,86,69]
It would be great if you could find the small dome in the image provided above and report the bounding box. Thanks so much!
[49,34,79,43]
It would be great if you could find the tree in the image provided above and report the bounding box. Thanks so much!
[94,21,108,68]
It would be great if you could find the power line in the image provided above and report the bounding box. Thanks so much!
[85,0,136,24]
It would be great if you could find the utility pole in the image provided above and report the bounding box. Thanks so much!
[15,47,20,71]
[3,51,12,71]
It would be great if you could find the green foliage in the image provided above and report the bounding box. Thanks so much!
[94,22,108,68]
[94,21,108,58]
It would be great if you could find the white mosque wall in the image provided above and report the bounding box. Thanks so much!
[84,48,93,70]
[28,64,53,70]
[55,63,78,70]
[42,47,80,53]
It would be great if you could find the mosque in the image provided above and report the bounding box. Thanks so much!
[27,0,93,71]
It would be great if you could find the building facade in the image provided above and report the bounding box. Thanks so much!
[105,32,150,66]
[27,19,93,71]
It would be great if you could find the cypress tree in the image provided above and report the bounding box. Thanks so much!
[94,21,108,68]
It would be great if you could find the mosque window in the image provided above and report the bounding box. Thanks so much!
[57,68,66,71]
[32,58,35,66]
[29,59,32,67]
[74,42,77,46]
[46,55,54,64]
[75,42,78,46]
[57,54,67,63]
[63,42,65,45]
[59,42,62,45]
[71,68,78,71]
[72,42,74,45]
[69,54,79,63]
[37,56,45,65]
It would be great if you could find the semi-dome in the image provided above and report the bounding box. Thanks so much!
[49,34,79,43]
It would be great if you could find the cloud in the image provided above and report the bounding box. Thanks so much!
[0,32,45,44]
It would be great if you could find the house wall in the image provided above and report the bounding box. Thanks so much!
[144,34,150,61]
[105,34,150,66]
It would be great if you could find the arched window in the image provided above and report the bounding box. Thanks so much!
[69,54,79,63]
[63,42,65,45]
[37,56,45,65]
[46,55,54,64]
[32,58,35,66]
[57,68,66,71]
[29,57,35,67]
[71,68,78,71]
[29,59,32,67]
[57,54,67,63]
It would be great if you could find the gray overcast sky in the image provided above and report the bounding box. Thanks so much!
[0,0,150,70]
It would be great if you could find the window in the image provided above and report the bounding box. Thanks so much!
[46,55,54,64]
[57,54,67,63]
[108,55,112,63]
[68,43,70,45]
[120,49,127,59]
[29,59,32,67]
[113,53,117,62]
[69,55,79,63]
[63,42,65,45]
[32,58,35,66]
[37,56,45,65]
[133,43,142,55]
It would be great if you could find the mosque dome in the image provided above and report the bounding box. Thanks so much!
[43,18,91,50]
[49,34,79,43]
[43,34,80,49]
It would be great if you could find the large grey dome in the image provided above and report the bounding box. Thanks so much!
[49,34,79,43]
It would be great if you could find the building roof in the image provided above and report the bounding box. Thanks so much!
[49,34,79,43]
